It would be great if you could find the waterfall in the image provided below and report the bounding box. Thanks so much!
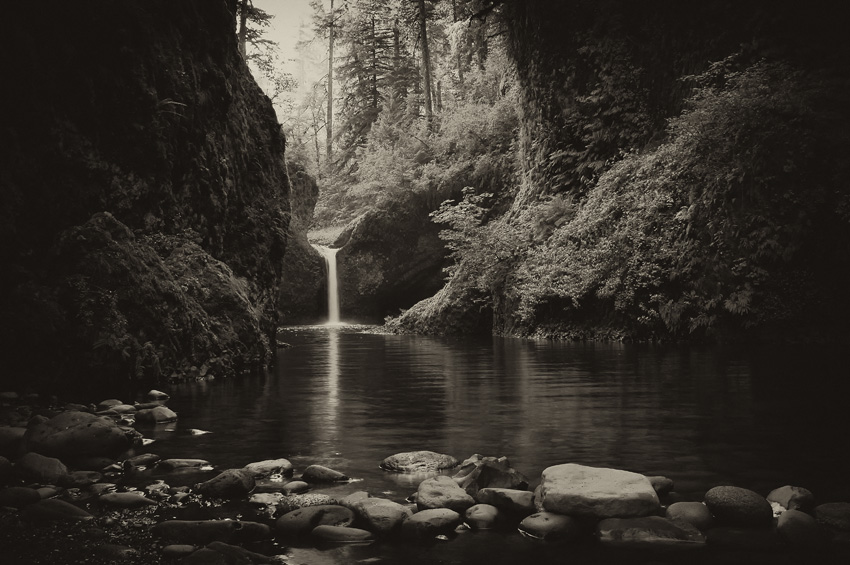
[312,244,341,324]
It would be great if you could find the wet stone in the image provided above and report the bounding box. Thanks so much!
[597,516,706,548]
[465,503,502,530]
[401,508,462,539]
[243,458,293,478]
[416,475,475,513]
[311,524,375,543]
[0,486,41,508]
[767,485,815,512]
[704,486,773,528]
[518,511,583,541]
[476,487,536,516]
[666,501,715,531]
[815,502,850,532]
[99,492,158,507]
[777,508,827,548]
[380,451,459,473]
[301,464,349,483]
[276,504,355,536]
[21,498,94,522]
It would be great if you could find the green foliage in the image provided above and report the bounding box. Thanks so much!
[509,59,850,337]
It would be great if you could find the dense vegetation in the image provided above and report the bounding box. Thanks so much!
[292,0,850,340]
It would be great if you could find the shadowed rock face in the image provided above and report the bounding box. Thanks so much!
[0,0,289,394]
[335,191,448,323]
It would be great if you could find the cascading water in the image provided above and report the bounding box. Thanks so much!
[312,244,341,324]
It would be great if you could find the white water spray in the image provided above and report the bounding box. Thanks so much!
[312,245,341,324]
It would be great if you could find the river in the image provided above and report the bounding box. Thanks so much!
[151,325,849,563]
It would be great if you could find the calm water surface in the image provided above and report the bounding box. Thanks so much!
[153,326,849,564]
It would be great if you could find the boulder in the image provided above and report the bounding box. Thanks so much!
[648,475,675,497]
[21,411,131,458]
[380,451,458,473]
[153,520,270,545]
[60,470,102,488]
[464,504,502,530]
[452,454,528,496]
[20,498,93,522]
[401,508,462,539]
[348,496,413,536]
[135,406,178,425]
[0,455,12,485]
[416,475,475,512]
[301,464,348,483]
[0,486,41,508]
[95,399,124,412]
[597,516,705,548]
[100,492,158,508]
[277,493,338,514]
[518,511,583,541]
[311,525,375,543]
[777,508,827,548]
[157,458,210,471]
[275,504,355,536]
[537,463,660,519]
[124,453,161,470]
[0,426,26,456]
[282,480,309,494]
[15,451,68,484]
[476,487,535,516]
[767,485,815,512]
[814,502,850,532]
[666,501,715,531]
[704,486,773,528]
[243,458,293,478]
[195,469,255,498]
[147,389,170,401]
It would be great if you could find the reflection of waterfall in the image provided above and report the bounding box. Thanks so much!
[312,245,341,324]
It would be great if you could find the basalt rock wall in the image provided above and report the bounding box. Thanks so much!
[0,0,289,396]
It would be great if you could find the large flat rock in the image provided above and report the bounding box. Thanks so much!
[538,463,660,519]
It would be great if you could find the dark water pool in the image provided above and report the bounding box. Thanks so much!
[150,326,849,563]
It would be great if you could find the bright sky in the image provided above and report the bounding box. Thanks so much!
[253,0,317,62]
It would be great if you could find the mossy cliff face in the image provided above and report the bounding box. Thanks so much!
[0,0,289,394]
[278,162,324,325]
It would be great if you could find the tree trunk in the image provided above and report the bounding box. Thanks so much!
[452,0,464,87]
[418,0,433,128]
[326,0,335,166]
[238,0,248,58]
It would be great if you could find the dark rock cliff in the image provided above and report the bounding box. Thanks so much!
[335,191,448,323]
[0,0,289,395]
[278,161,324,324]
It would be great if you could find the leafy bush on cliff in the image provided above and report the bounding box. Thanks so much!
[511,60,850,338]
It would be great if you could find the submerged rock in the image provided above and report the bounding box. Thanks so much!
[301,464,348,483]
[135,406,178,425]
[767,485,815,512]
[0,486,41,509]
[814,502,850,532]
[416,475,475,513]
[14,451,69,484]
[311,524,375,543]
[195,469,255,498]
[666,501,715,531]
[452,454,529,497]
[597,516,705,548]
[22,411,132,458]
[518,511,583,541]
[704,486,773,528]
[777,508,827,548]
[537,463,660,519]
[243,458,293,478]
[476,488,535,516]
[401,508,462,539]
[380,451,458,473]
[157,458,210,471]
[99,492,158,508]
[275,505,355,536]
[276,493,338,514]
[347,496,413,536]
[465,504,503,530]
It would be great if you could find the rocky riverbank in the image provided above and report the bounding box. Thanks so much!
[2,392,850,564]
